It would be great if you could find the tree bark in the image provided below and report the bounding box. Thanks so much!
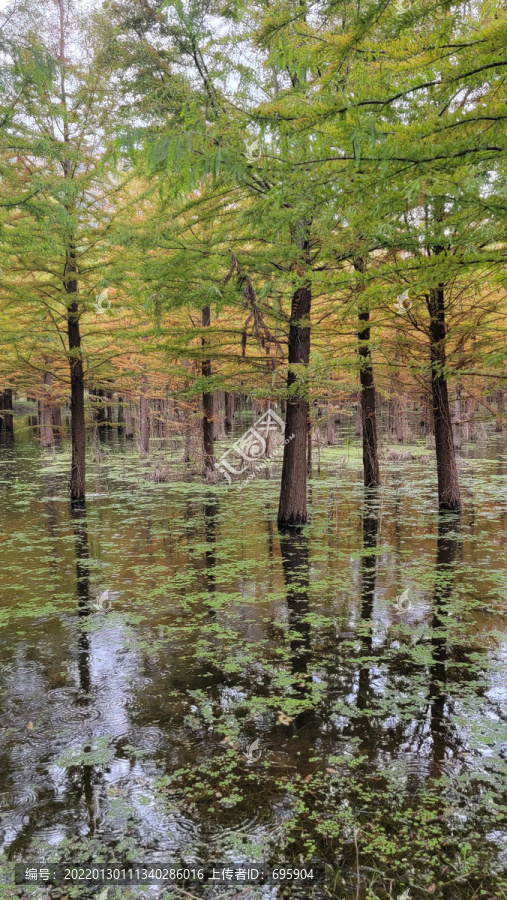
[278,274,311,526]
[428,285,461,510]
[66,248,86,504]
[201,306,215,479]
[354,259,380,487]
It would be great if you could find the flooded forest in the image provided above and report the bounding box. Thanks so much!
[1,0,507,898]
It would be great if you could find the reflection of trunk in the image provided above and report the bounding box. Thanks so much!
[354,259,380,487]
[428,286,460,510]
[71,503,92,692]
[429,513,459,772]
[67,249,86,504]
[201,306,215,479]
[278,234,311,526]
[203,495,219,612]
[279,528,311,688]
[357,492,378,714]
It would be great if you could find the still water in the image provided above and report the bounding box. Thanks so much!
[1,422,507,899]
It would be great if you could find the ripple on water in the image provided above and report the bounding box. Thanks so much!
[135,727,164,750]
[48,687,108,722]
[0,788,38,812]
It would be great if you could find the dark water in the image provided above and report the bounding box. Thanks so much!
[1,421,507,899]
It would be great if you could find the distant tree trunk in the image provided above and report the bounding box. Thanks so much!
[201,306,215,480]
[91,388,106,425]
[496,389,504,433]
[307,418,312,477]
[395,398,405,443]
[354,401,362,437]
[105,390,113,424]
[453,384,462,449]
[40,372,54,448]
[117,396,125,425]
[278,245,311,526]
[139,379,150,454]
[0,389,14,436]
[354,259,380,487]
[428,285,461,510]
[52,403,62,433]
[224,391,233,432]
[125,399,134,441]
[183,413,192,463]
[327,402,335,445]
[213,391,226,440]
[66,247,86,504]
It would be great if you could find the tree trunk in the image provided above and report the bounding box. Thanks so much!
[66,249,86,504]
[428,285,461,510]
[201,306,215,479]
[354,259,380,487]
[0,389,14,436]
[278,277,311,526]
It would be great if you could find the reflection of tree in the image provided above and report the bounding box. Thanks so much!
[278,526,314,736]
[279,527,311,676]
[71,503,92,693]
[357,491,379,714]
[203,493,219,605]
[70,503,98,832]
[429,512,460,772]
